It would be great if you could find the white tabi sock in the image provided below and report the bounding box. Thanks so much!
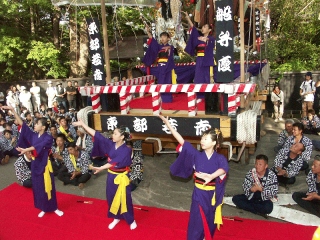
[108,219,120,230]
[54,209,64,217]
[130,220,137,230]
[38,211,45,218]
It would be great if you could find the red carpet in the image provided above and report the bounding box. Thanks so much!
[0,183,316,240]
[129,93,206,111]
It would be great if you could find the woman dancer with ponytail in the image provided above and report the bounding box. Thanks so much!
[72,119,137,230]
[183,11,216,100]
[160,115,228,240]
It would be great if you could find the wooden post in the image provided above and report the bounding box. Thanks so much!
[101,0,111,84]
[240,0,245,109]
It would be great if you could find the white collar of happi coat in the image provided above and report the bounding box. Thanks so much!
[24,154,31,162]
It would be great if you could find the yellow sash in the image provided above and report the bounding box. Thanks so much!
[195,182,223,230]
[158,58,168,62]
[210,66,214,83]
[70,154,81,172]
[32,156,53,200]
[197,52,205,57]
[59,126,74,142]
[108,170,130,215]
[172,69,177,84]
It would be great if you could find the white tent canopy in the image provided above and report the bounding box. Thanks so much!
[52,0,158,7]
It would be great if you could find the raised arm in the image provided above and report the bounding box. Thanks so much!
[1,105,23,126]
[182,11,194,28]
[159,115,184,145]
[145,25,153,39]
[72,118,96,137]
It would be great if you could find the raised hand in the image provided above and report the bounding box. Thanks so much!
[1,105,14,111]
[72,118,84,127]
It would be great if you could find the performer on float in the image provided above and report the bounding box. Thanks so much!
[159,115,228,240]
[183,11,215,100]
[143,25,176,103]
[2,105,63,218]
[72,119,137,230]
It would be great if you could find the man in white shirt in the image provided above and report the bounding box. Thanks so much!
[0,91,4,105]
[300,72,316,118]
[19,86,33,114]
[46,81,56,108]
[30,81,41,112]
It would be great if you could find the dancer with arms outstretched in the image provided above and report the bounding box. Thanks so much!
[2,105,63,218]
[159,115,228,240]
[72,119,137,230]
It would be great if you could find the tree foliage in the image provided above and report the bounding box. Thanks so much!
[269,0,320,71]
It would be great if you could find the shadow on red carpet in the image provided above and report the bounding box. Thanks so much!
[0,183,316,240]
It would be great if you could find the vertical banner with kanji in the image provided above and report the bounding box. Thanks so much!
[86,18,106,86]
[215,0,234,83]
[255,9,261,52]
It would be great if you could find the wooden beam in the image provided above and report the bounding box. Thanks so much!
[101,0,111,84]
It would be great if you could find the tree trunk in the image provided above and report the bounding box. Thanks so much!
[78,20,89,77]
[69,7,79,77]
[30,6,35,36]
[53,7,60,49]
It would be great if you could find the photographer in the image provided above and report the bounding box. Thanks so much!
[271,85,284,122]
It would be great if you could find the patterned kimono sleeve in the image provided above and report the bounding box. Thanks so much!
[69,125,77,140]
[286,157,303,178]
[242,170,254,198]
[314,116,320,128]
[282,136,293,149]
[274,148,287,168]
[0,137,13,151]
[64,154,76,173]
[301,136,313,162]
[306,171,317,193]
[261,170,278,201]
[277,130,287,146]
[85,135,93,155]
[80,151,90,174]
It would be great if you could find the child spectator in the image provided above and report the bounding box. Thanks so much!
[0,130,19,157]
[301,109,320,135]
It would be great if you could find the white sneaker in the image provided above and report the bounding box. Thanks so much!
[279,118,284,121]
[274,119,279,122]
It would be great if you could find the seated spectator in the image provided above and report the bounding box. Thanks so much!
[274,119,294,153]
[58,142,91,189]
[33,111,41,123]
[39,103,47,117]
[25,112,34,130]
[292,155,320,217]
[52,101,60,114]
[11,118,20,139]
[232,155,278,216]
[51,134,68,176]
[0,130,19,157]
[49,125,58,143]
[67,108,76,123]
[5,110,14,122]
[271,143,304,185]
[20,107,28,120]
[14,151,32,188]
[46,108,55,121]
[283,122,312,172]
[301,109,320,135]
[76,128,93,155]
[0,153,9,165]
[57,116,77,143]
[58,106,68,118]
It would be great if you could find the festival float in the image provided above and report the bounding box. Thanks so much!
[52,0,271,163]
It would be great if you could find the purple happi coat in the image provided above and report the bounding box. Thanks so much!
[142,37,175,103]
[170,141,229,240]
[17,122,58,212]
[91,132,134,225]
[185,26,215,99]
